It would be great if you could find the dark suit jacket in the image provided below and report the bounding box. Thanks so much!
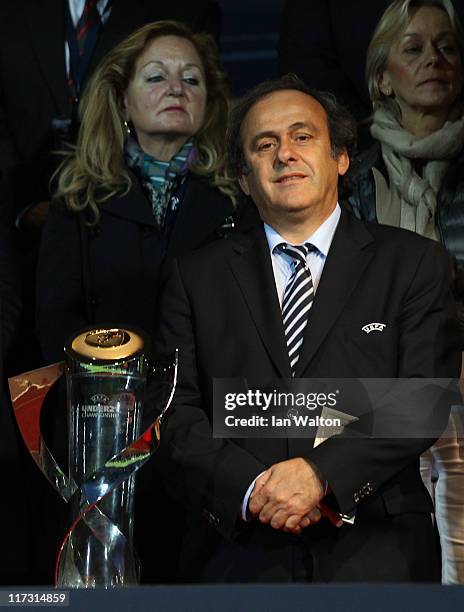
[278,0,464,121]
[153,208,461,582]
[36,173,234,364]
[0,0,220,219]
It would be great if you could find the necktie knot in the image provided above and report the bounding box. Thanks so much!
[274,242,315,268]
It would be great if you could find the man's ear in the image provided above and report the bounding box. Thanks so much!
[238,174,251,196]
[337,150,350,176]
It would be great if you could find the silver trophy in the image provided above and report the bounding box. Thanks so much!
[8,326,177,588]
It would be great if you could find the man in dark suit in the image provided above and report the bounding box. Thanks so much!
[154,74,461,582]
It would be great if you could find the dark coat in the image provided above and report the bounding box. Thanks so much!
[36,173,235,364]
[153,209,460,582]
[0,0,220,219]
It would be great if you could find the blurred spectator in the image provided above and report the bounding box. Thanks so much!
[343,0,464,584]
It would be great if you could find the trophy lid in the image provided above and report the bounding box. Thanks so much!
[65,326,147,363]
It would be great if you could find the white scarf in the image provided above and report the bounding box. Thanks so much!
[370,105,464,236]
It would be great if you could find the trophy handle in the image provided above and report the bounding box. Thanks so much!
[8,362,77,501]
[148,348,178,426]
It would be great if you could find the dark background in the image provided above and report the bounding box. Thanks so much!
[219,0,282,95]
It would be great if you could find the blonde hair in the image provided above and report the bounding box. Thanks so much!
[366,0,464,114]
[55,21,237,223]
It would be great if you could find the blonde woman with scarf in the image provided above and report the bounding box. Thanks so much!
[345,0,464,583]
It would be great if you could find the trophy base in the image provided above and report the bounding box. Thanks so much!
[56,505,140,589]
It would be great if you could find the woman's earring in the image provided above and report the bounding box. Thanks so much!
[383,86,392,96]
[124,120,131,135]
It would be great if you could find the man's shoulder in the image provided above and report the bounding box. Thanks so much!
[345,208,444,251]
[341,210,450,277]
[373,223,444,256]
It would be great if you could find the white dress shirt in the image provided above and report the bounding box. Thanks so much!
[241,204,341,520]
[265,203,341,305]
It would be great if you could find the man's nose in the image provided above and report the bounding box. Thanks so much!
[276,140,298,165]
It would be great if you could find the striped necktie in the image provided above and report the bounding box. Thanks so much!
[66,0,102,104]
[275,243,315,376]
[76,0,101,57]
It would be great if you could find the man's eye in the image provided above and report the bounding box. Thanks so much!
[295,134,311,142]
[183,77,200,85]
[404,47,421,54]
[257,142,275,151]
[146,75,164,83]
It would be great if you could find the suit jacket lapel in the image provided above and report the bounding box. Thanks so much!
[294,209,375,376]
[24,0,69,116]
[229,227,292,379]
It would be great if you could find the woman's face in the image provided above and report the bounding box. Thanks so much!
[379,6,463,118]
[124,35,207,155]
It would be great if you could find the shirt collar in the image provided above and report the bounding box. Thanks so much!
[68,0,110,24]
[264,203,341,256]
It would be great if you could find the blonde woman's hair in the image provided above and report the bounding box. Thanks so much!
[366,0,464,115]
[55,21,236,223]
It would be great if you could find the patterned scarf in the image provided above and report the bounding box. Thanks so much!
[125,137,194,228]
[370,105,464,237]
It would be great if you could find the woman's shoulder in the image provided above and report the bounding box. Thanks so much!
[50,174,146,222]
[49,197,96,228]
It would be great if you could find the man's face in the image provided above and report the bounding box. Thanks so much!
[239,90,349,227]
